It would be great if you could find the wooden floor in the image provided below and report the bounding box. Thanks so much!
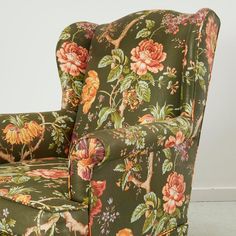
[188,201,236,235]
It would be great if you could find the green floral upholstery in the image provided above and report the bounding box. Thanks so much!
[0,158,88,235]
[56,22,97,111]
[0,111,75,164]
[69,8,220,236]
[0,8,220,236]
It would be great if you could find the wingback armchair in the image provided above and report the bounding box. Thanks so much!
[0,8,220,236]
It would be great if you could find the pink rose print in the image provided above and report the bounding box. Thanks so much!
[130,39,167,75]
[162,172,186,214]
[57,42,89,77]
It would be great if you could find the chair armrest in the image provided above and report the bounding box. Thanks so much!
[0,109,76,163]
[69,116,192,201]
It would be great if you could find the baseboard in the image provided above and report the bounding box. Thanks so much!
[191,187,236,202]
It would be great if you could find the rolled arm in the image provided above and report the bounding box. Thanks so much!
[69,115,193,201]
[0,109,76,164]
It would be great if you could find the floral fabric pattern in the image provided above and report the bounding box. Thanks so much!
[68,8,220,236]
[0,158,88,235]
[0,110,75,163]
[70,138,104,181]
[205,16,219,71]
[81,70,100,114]
[162,172,186,214]
[0,8,220,236]
[0,21,96,164]
[3,120,43,145]
[130,39,167,75]
[56,22,97,111]
[57,41,89,77]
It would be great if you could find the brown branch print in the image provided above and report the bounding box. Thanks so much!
[23,212,88,236]
[99,11,153,49]
[0,150,14,163]
[63,212,89,235]
[24,213,60,236]
[130,151,154,193]
[118,91,127,117]
[192,114,203,138]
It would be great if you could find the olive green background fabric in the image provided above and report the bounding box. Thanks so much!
[0,8,220,236]
[0,158,88,235]
[0,110,75,164]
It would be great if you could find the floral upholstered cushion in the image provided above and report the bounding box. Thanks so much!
[72,9,215,138]
[0,158,88,235]
[0,111,76,164]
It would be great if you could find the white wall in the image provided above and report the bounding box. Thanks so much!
[0,0,235,201]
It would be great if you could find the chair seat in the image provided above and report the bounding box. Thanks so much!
[0,158,88,236]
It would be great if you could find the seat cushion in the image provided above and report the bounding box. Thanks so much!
[0,158,88,236]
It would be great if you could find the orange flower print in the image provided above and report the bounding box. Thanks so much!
[3,116,43,145]
[0,188,9,197]
[123,89,142,110]
[116,228,134,236]
[162,172,186,214]
[12,194,32,205]
[62,88,80,108]
[125,160,134,172]
[70,138,105,180]
[81,70,100,114]
[165,131,185,148]
[57,42,89,77]
[0,176,12,184]
[131,39,167,75]
[205,16,218,71]
[25,121,43,138]
[138,114,155,124]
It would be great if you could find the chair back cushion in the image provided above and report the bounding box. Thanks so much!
[72,9,220,138]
